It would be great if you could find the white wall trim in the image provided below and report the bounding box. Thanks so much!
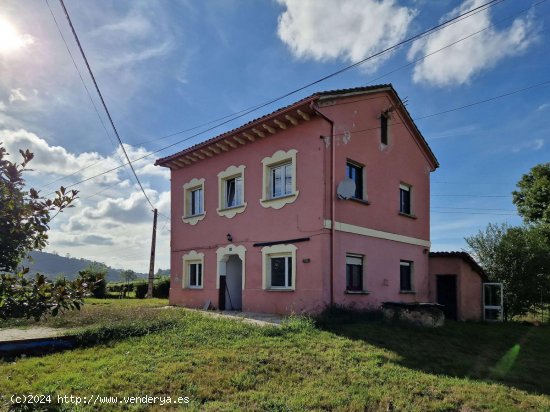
[324,220,430,248]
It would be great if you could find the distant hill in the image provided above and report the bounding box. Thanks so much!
[21,251,147,282]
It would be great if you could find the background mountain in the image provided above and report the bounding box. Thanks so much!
[22,251,151,282]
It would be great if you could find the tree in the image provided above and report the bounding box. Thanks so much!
[78,263,108,299]
[0,142,85,320]
[120,269,137,283]
[466,223,550,319]
[513,163,550,224]
[0,143,78,272]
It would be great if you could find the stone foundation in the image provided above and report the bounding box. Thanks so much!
[382,302,445,328]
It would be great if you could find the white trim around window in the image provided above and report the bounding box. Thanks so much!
[260,149,299,209]
[182,178,206,225]
[261,244,297,290]
[217,165,247,218]
[182,250,204,289]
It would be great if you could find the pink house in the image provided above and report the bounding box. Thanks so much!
[156,84,485,319]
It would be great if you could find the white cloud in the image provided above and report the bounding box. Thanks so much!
[0,101,6,111]
[8,88,27,103]
[1,128,171,271]
[276,0,416,71]
[408,0,536,86]
[538,103,550,111]
[511,138,544,153]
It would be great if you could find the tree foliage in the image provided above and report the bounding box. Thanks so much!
[513,162,550,224]
[0,143,78,272]
[78,263,108,299]
[0,142,84,320]
[466,223,550,319]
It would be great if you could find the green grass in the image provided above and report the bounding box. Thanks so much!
[1,302,549,411]
[0,298,169,329]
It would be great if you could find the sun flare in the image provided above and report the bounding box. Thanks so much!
[0,17,34,54]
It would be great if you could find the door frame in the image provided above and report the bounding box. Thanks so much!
[216,244,246,310]
[436,274,458,320]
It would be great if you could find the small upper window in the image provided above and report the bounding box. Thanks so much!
[270,162,293,199]
[190,187,204,216]
[399,184,411,215]
[381,113,389,145]
[225,176,243,208]
[346,161,364,200]
[400,260,413,292]
[346,255,363,292]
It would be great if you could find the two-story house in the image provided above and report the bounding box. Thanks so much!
[155,84,487,319]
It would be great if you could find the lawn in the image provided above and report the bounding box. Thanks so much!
[0,300,549,411]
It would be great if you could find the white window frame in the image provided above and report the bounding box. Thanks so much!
[182,250,204,289]
[260,149,299,209]
[187,261,203,288]
[183,178,206,225]
[346,160,366,201]
[399,183,413,216]
[217,165,247,218]
[261,244,297,290]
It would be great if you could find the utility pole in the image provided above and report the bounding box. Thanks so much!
[147,208,158,298]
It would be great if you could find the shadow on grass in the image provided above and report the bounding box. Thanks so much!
[315,307,550,396]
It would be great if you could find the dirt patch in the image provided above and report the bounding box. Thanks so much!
[0,327,71,342]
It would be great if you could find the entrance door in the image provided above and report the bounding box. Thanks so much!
[437,275,458,320]
[224,255,242,310]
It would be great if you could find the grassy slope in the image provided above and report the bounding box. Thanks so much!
[0,301,549,411]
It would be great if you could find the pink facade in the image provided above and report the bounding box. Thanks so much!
[156,85,481,317]
[429,252,486,321]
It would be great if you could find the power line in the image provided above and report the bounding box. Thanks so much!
[58,0,155,210]
[39,0,504,191]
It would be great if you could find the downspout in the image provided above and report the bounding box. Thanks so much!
[310,102,335,307]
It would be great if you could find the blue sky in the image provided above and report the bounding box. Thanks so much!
[1,0,549,272]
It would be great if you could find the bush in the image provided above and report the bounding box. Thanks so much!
[153,277,170,298]
[78,264,107,299]
[135,282,148,299]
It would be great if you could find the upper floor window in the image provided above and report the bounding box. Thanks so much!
[260,149,299,210]
[270,162,292,198]
[400,260,413,292]
[182,178,206,225]
[399,183,412,215]
[381,113,389,145]
[225,176,243,208]
[217,165,247,218]
[346,254,364,292]
[190,188,203,216]
[346,161,364,200]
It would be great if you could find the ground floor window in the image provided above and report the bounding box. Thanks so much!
[188,262,203,288]
[346,255,364,291]
[182,250,204,289]
[400,260,413,291]
[261,244,297,290]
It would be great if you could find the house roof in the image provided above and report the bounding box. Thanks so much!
[429,251,488,281]
[155,84,439,169]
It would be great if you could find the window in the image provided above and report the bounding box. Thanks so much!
[217,165,247,218]
[260,149,299,209]
[346,161,364,200]
[346,255,363,291]
[182,178,206,225]
[381,113,389,145]
[270,256,292,288]
[400,260,413,292]
[188,262,203,288]
[225,176,243,208]
[182,250,204,289]
[270,162,292,198]
[399,184,412,215]
[190,188,203,216]
[261,244,297,290]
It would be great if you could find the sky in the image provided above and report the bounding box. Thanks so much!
[1,0,549,273]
